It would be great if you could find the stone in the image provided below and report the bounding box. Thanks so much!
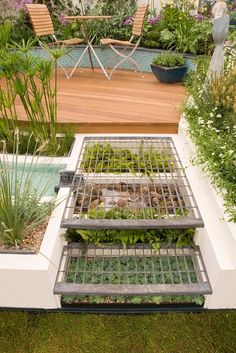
[212,0,228,19]
[117,198,128,207]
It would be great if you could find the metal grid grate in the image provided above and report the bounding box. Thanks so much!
[61,137,203,229]
[54,244,212,296]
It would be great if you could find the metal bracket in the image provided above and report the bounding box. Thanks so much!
[54,171,83,193]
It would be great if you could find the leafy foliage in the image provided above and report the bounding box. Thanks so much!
[183,51,236,222]
[84,205,188,222]
[35,0,78,16]
[0,23,74,156]
[142,5,213,54]
[6,0,214,55]
[66,228,195,249]
[152,52,185,67]
[62,294,204,306]
[0,21,11,48]
[66,252,197,286]
[47,0,136,44]
[81,142,173,174]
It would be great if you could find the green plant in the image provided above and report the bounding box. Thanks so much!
[0,34,73,155]
[66,250,198,287]
[141,29,161,48]
[174,19,212,55]
[0,131,56,247]
[159,28,176,49]
[66,228,195,249]
[163,0,197,13]
[152,52,185,67]
[0,21,11,48]
[162,6,186,31]
[85,0,136,43]
[35,0,78,16]
[55,0,136,44]
[62,294,204,305]
[81,142,173,174]
[142,4,213,54]
[183,53,236,222]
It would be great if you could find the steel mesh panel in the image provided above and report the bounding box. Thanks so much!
[61,137,203,229]
[54,244,212,296]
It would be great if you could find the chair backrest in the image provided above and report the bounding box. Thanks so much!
[26,4,55,37]
[132,4,149,36]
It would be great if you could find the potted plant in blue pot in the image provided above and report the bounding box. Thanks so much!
[151,52,187,84]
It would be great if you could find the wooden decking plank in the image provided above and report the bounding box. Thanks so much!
[9,68,186,133]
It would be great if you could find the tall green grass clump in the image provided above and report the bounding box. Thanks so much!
[0,22,73,156]
[0,130,56,247]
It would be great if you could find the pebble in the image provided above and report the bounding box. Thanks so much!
[117,198,128,207]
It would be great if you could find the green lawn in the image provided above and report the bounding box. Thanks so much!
[0,311,236,353]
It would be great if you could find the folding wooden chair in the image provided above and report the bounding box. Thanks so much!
[100,4,149,79]
[26,4,84,79]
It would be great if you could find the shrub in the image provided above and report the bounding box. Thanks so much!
[183,52,236,222]
[152,52,185,67]
[142,4,213,54]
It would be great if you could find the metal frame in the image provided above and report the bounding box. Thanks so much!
[61,137,204,229]
[100,3,149,79]
[106,38,143,80]
[64,17,110,79]
[69,35,109,79]
[54,243,212,296]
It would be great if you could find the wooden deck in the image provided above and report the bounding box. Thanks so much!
[16,68,186,134]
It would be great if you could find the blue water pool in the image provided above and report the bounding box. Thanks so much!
[12,163,66,197]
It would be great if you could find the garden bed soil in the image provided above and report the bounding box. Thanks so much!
[0,218,49,254]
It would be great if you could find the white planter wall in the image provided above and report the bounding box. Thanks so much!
[0,188,67,309]
[0,137,84,309]
[177,120,236,309]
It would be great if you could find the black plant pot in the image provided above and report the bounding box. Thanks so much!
[150,64,187,84]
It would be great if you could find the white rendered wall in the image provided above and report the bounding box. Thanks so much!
[0,136,83,309]
[0,188,67,308]
[177,120,236,309]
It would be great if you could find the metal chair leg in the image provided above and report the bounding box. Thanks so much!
[108,44,143,79]
[88,44,109,78]
[69,46,89,78]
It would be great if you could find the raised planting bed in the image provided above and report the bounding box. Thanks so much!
[61,137,203,229]
[0,152,68,254]
[54,243,211,296]
[32,46,196,73]
[0,132,75,157]
[0,136,84,308]
[177,121,236,309]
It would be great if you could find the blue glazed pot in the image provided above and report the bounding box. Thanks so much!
[230,18,236,25]
[150,64,187,84]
